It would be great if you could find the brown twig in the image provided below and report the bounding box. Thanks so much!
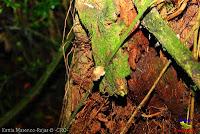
[193,8,200,59]
[189,92,195,133]
[141,107,167,118]
[120,60,171,134]
[142,112,163,118]
[188,8,200,133]
[58,0,75,127]
[166,0,190,20]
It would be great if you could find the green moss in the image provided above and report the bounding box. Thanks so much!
[143,9,200,90]
[76,0,131,96]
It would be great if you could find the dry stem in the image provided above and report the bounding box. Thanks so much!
[120,60,171,134]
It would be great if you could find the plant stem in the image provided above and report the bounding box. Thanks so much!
[142,8,200,90]
[120,60,171,134]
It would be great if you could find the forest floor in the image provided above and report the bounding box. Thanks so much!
[67,1,200,133]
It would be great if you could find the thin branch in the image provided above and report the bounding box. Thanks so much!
[142,8,200,90]
[120,60,171,134]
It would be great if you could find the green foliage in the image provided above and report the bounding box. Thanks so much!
[180,121,192,129]
[2,0,20,10]
[31,0,60,19]
[0,0,67,125]
[0,8,2,14]
[2,0,60,14]
[1,0,61,28]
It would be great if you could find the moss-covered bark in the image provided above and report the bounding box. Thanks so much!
[142,9,200,90]
[75,0,131,96]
